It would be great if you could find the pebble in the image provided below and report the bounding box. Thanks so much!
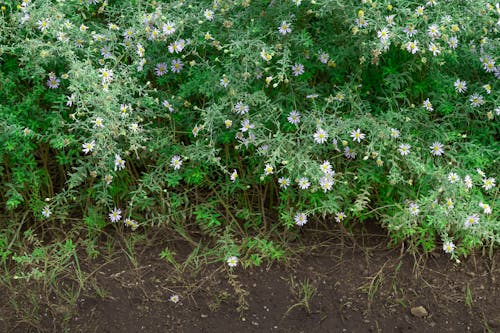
[411,306,428,318]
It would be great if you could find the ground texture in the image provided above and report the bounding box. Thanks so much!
[1,226,498,333]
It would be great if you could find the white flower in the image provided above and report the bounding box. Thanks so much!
[406,41,419,54]
[344,146,356,159]
[469,93,484,107]
[350,128,365,143]
[313,128,328,144]
[109,208,122,223]
[408,203,420,216]
[124,218,139,231]
[445,198,454,210]
[423,98,433,111]
[82,141,95,154]
[278,21,292,35]
[224,119,233,128]
[447,172,460,184]
[163,100,175,112]
[479,202,492,215]
[482,177,496,191]
[104,174,113,185]
[454,79,467,93]
[464,175,473,189]
[264,164,274,176]
[390,128,400,139]
[260,49,272,62]
[204,9,214,21]
[291,63,304,76]
[398,143,411,156]
[427,24,440,39]
[463,214,479,228]
[227,256,238,267]
[320,160,334,175]
[220,77,230,88]
[319,176,334,192]
[278,177,291,189]
[377,28,390,41]
[287,110,301,125]
[234,101,249,115]
[230,169,238,182]
[98,67,114,84]
[294,213,308,226]
[335,212,346,223]
[162,22,176,35]
[429,43,441,56]
[448,37,458,49]
[240,119,254,132]
[442,241,455,254]
[170,155,183,170]
[297,177,310,190]
[114,154,125,171]
[37,19,50,32]
[318,52,329,64]
[169,294,180,303]
[42,206,52,218]
[429,142,444,156]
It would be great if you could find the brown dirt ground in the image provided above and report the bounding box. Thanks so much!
[1,225,498,333]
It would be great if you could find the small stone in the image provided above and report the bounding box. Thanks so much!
[201,314,208,318]
[411,306,428,318]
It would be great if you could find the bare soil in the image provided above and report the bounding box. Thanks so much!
[1,225,498,333]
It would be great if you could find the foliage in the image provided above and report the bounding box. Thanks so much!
[0,0,498,269]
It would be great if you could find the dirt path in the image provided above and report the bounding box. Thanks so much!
[2,228,498,332]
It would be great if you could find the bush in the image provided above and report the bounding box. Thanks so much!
[0,0,498,263]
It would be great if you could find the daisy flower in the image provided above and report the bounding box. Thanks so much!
[445,198,454,210]
[344,146,356,159]
[220,77,230,88]
[398,143,411,156]
[297,177,310,190]
[483,84,491,94]
[82,141,95,154]
[171,59,184,73]
[403,25,418,37]
[335,212,346,223]
[313,128,328,144]
[98,68,114,84]
[37,18,50,32]
[109,208,122,223]
[234,101,249,115]
[319,176,334,192]
[291,63,304,76]
[287,110,301,125]
[479,202,492,215]
[448,37,458,49]
[226,256,238,267]
[469,93,484,107]
[264,164,274,176]
[170,155,183,170]
[230,169,238,182]
[163,100,175,112]
[422,98,433,111]
[463,214,479,228]
[278,177,291,189]
[294,213,308,226]
[224,119,232,128]
[406,41,419,54]
[240,119,255,132]
[454,79,467,93]
[162,22,176,35]
[377,27,390,41]
[169,294,180,303]
[278,21,292,35]
[408,203,420,216]
[350,128,365,143]
[318,52,329,64]
[464,175,473,189]
[104,174,113,185]
[429,142,444,156]
[390,128,400,139]
[442,241,455,254]
[482,177,496,191]
[260,49,273,62]
[320,160,333,175]
[428,42,441,56]
[155,63,168,76]
[46,75,60,89]
[447,172,460,184]
[427,24,440,39]
[204,9,214,21]
[41,206,52,218]
[114,154,125,171]
[415,6,425,16]
[124,218,139,231]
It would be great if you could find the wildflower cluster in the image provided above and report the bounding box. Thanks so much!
[0,0,497,261]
